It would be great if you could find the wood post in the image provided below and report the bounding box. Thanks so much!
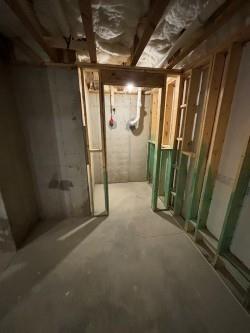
[78,68,94,214]
[217,137,250,254]
[99,71,109,215]
[173,153,188,215]
[173,68,201,215]
[163,149,174,208]
[182,68,201,152]
[185,53,226,225]
[151,81,167,210]
[78,0,97,63]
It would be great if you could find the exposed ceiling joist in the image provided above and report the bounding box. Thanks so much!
[78,0,97,63]
[75,62,180,75]
[4,0,58,62]
[100,68,165,88]
[42,61,181,76]
[130,0,170,66]
[164,0,245,69]
[14,37,44,65]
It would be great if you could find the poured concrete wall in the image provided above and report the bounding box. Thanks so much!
[206,43,250,268]
[0,62,39,247]
[88,92,151,184]
[12,66,90,220]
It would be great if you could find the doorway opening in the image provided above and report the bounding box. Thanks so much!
[78,66,179,216]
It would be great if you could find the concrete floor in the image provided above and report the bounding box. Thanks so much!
[0,218,16,275]
[0,182,249,332]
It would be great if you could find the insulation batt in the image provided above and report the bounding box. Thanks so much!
[93,0,206,65]
[138,0,207,67]
[33,0,206,66]
[93,0,150,62]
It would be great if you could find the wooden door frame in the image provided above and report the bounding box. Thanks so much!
[97,67,177,213]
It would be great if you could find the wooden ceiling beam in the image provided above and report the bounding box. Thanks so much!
[165,0,245,69]
[78,0,97,63]
[37,62,181,76]
[4,0,58,62]
[100,68,165,88]
[75,62,181,75]
[130,0,170,66]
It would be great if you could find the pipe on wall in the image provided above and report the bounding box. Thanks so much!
[129,87,142,129]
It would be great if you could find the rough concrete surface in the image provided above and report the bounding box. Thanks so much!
[88,92,151,184]
[0,62,39,246]
[0,183,249,332]
[12,66,90,220]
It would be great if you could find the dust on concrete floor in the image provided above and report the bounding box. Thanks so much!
[0,182,249,332]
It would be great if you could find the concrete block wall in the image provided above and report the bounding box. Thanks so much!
[0,62,39,247]
[12,66,90,220]
[88,91,151,184]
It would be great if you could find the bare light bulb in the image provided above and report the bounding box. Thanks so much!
[126,83,134,93]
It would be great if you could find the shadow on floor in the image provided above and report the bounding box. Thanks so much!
[25,216,86,246]
[0,214,107,320]
[155,210,182,230]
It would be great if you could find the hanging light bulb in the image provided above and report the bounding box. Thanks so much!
[126,83,134,93]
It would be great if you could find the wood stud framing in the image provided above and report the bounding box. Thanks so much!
[170,76,187,212]
[167,76,184,209]
[3,0,249,308]
[182,68,201,152]
[185,53,226,225]
[173,68,202,215]
[98,71,109,214]
[162,81,175,146]
[196,43,243,231]
[217,137,250,255]
[165,40,249,306]
[214,136,250,306]
[165,0,246,69]
[78,0,97,63]
[151,82,167,210]
[130,0,170,66]
[161,76,182,208]
[78,68,95,214]
[98,64,167,213]
[100,68,165,88]
[174,153,188,215]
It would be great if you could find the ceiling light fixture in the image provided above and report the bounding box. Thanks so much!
[126,83,134,93]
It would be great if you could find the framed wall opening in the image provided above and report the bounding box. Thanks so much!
[78,65,179,215]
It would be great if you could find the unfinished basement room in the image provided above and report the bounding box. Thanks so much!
[0,0,250,332]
